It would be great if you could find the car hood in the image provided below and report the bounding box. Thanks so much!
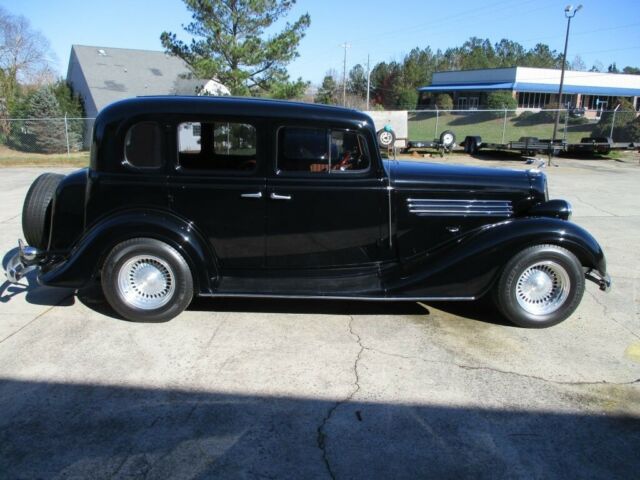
[384,159,536,193]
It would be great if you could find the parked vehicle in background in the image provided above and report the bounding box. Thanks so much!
[5,97,610,327]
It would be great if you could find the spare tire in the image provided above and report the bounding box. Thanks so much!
[377,129,396,147]
[22,173,64,249]
[439,130,456,148]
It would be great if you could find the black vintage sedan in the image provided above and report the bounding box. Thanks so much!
[6,97,610,327]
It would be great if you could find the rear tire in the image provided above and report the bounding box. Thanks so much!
[493,244,585,328]
[22,173,65,249]
[101,238,194,322]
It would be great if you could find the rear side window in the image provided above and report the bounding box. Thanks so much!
[124,122,162,168]
[178,121,257,172]
[277,127,370,174]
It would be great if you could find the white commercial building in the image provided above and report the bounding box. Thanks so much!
[418,67,640,117]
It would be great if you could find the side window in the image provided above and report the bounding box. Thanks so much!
[330,130,370,172]
[177,121,257,172]
[278,127,329,172]
[277,127,370,174]
[124,122,162,169]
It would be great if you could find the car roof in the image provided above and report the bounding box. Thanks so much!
[97,95,373,125]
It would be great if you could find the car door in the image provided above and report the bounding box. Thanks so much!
[168,118,266,270]
[265,124,387,271]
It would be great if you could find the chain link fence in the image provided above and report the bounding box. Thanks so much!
[407,108,639,145]
[0,117,95,163]
[0,109,637,163]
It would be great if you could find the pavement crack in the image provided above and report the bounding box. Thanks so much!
[362,345,639,387]
[586,289,640,340]
[316,315,364,480]
[575,196,618,217]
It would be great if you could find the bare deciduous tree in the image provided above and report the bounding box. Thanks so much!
[0,7,54,105]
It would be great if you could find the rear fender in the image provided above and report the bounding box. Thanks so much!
[39,209,217,293]
[385,217,606,298]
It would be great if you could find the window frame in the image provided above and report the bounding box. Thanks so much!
[173,118,261,176]
[122,121,164,171]
[274,125,372,178]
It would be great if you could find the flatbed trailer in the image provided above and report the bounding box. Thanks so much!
[463,135,639,157]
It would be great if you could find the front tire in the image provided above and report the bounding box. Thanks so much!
[494,245,585,328]
[101,238,194,322]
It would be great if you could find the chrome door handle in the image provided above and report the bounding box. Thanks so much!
[241,192,262,199]
[270,193,292,201]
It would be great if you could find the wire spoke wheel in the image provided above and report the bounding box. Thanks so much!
[515,260,571,316]
[116,254,176,310]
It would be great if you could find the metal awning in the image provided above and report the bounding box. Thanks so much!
[418,82,640,96]
[514,82,640,96]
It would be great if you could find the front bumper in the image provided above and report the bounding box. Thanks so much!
[4,240,44,283]
[585,269,612,292]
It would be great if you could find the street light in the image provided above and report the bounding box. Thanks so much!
[551,4,582,145]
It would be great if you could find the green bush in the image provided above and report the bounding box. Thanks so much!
[434,93,453,110]
[396,87,418,110]
[622,115,640,142]
[517,111,535,121]
[486,90,517,118]
[591,98,637,141]
[567,116,590,126]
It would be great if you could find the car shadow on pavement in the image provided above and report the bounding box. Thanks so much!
[0,378,638,479]
[75,280,510,327]
[0,248,74,307]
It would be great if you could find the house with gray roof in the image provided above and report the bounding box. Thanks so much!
[66,44,228,118]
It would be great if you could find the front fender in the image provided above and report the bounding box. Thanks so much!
[384,217,606,298]
[39,209,217,293]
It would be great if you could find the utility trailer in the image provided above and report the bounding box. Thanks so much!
[463,135,639,157]
[401,130,457,156]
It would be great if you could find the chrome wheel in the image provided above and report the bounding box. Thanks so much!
[515,261,571,316]
[441,133,454,146]
[116,255,175,310]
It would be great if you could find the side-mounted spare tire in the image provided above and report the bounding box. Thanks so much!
[439,130,456,149]
[22,173,65,249]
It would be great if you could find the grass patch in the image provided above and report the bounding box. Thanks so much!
[0,145,89,167]
[408,112,597,144]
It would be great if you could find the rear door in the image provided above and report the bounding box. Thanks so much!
[169,118,266,270]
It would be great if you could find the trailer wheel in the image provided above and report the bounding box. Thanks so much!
[439,130,456,149]
[465,136,481,155]
[377,129,395,147]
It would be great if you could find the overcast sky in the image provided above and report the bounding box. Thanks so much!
[2,0,639,84]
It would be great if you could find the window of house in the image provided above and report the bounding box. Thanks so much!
[277,127,370,174]
[124,122,162,168]
[177,121,257,172]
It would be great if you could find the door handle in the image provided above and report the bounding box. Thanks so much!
[270,193,292,201]
[241,192,263,199]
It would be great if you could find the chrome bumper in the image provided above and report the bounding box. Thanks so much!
[585,269,612,292]
[4,240,44,283]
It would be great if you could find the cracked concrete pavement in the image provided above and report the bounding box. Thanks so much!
[0,156,639,479]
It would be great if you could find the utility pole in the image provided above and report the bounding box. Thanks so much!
[552,5,582,145]
[366,54,371,110]
[340,42,350,106]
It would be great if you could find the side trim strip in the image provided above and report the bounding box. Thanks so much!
[198,293,477,301]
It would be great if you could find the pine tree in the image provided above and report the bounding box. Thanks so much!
[315,75,338,105]
[160,0,310,97]
[22,87,66,153]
